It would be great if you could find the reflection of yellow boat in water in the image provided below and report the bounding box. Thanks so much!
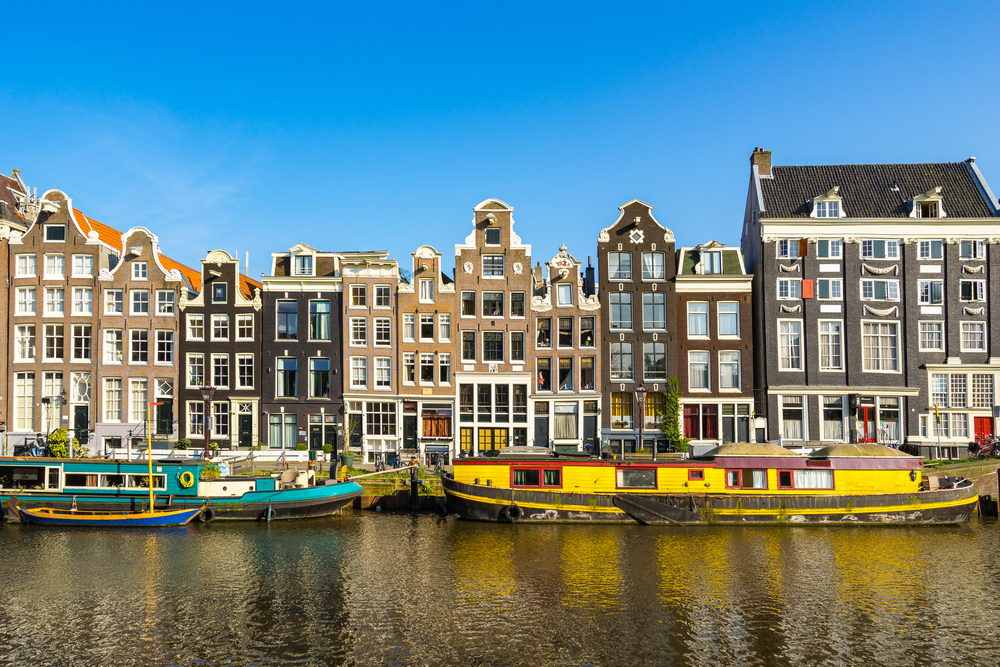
[441,443,979,525]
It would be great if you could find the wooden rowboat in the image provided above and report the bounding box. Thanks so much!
[7,498,203,527]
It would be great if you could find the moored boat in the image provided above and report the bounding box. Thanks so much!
[441,443,979,525]
[9,500,203,527]
[0,457,363,522]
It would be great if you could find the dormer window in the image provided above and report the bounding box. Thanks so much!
[293,255,313,276]
[703,251,722,274]
[910,187,946,218]
[811,187,846,218]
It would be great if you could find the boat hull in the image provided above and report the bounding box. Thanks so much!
[17,506,203,527]
[441,474,979,525]
[2,482,363,522]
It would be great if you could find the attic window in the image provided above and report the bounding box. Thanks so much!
[703,251,722,274]
[810,187,845,218]
[629,229,644,244]
[485,228,501,246]
[44,224,66,241]
[910,187,946,219]
[293,255,313,276]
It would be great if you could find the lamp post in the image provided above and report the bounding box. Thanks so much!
[635,385,648,460]
[200,385,216,459]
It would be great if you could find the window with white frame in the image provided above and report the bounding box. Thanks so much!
[688,302,708,337]
[817,279,842,300]
[211,314,229,340]
[403,314,415,341]
[420,353,435,383]
[187,314,204,340]
[276,357,296,397]
[815,200,840,218]
[779,321,802,371]
[777,278,801,300]
[212,354,229,388]
[237,354,254,389]
[105,289,123,314]
[919,322,944,351]
[439,314,451,341]
[15,325,35,361]
[375,357,391,389]
[482,255,504,277]
[72,287,93,315]
[608,252,632,280]
[819,320,843,370]
[961,322,986,351]
[960,240,986,260]
[918,280,943,305]
[403,353,415,383]
[961,280,985,302]
[915,201,941,219]
[557,283,572,305]
[641,252,665,280]
[188,402,204,437]
[375,317,392,346]
[776,239,798,258]
[350,284,366,307]
[644,341,666,380]
[16,287,36,315]
[350,318,367,346]
[44,224,65,241]
[131,290,149,315]
[860,240,899,259]
[972,374,994,409]
[187,353,204,387]
[129,329,148,363]
[293,255,313,276]
[156,290,175,315]
[351,357,367,389]
[610,342,633,381]
[104,330,123,363]
[212,402,229,438]
[822,396,845,441]
[702,251,722,274]
[45,287,65,315]
[104,379,122,422]
[930,373,949,406]
[718,302,739,337]
[44,324,64,360]
[44,254,65,279]
[419,279,434,302]
[16,254,36,277]
[73,325,91,361]
[14,372,35,431]
[781,396,804,439]
[817,239,842,259]
[642,292,665,330]
[688,351,710,390]
[719,351,739,389]
[366,402,396,436]
[952,413,969,438]
[861,279,899,301]
[950,374,967,407]
[439,353,451,383]
[156,331,174,364]
[374,285,391,308]
[129,379,148,423]
[919,240,943,260]
[461,291,475,316]
[237,314,253,340]
[419,314,434,341]
[462,332,476,361]
[861,321,899,371]
[132,262,148,280]
[609,292,632,330]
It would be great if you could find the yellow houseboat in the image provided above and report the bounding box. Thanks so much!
[440,443,978,525]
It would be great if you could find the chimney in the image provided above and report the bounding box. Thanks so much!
[585,256,595,296]
[750,147,772,177]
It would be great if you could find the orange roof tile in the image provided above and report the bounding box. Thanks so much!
[159,254,203,292]
[239,274,261,299]
[73,208,124,252]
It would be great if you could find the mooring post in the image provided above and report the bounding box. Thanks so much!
[410,465,419,510]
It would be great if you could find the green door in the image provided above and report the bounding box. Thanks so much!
[238,415,253,448]
[156,400,173,436]
[404,416,417,449]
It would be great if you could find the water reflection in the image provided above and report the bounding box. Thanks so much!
[1,517,1000,666]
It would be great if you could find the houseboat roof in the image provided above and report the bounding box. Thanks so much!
[810,444,914,458]
[705,443,799,457]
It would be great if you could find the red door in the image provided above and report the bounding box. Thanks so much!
[974,416,993,438]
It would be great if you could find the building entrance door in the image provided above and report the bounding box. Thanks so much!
[238,415,253,448]
[74,406,89,445]
[974,416,993,439]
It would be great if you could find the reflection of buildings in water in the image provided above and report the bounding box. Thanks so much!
[452,526,517,607]
[557,528,623,611]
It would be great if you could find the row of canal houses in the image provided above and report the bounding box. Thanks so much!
[1,149,998,462]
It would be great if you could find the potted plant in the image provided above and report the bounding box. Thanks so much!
[176,439,191,450]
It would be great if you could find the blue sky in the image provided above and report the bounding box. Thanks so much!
[3,1,998,278]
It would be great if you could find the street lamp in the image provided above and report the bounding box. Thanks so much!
[200,385,216,459]
[635,385,648,460]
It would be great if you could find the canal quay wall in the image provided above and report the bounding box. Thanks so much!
[933,460,1000,498]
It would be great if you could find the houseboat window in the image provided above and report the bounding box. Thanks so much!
[778,471,793,488]
[513,469,540,486]
[543,469,561,486]
[688,469,704,481]
[48,468,60,489]
[102,474,127,487]
[64,473,99,487]
[127,475,166,489]
[727,469,767,489]
[617,468,656,489]
[0,466,48,489]
[795,470,832,489]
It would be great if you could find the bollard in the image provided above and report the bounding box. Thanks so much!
[410,466,419,510]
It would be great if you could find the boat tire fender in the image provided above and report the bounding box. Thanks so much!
[198,507,216,523]
[179,471,195,488]
[501,503,522,522]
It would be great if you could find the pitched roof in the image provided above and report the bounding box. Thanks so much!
[678,247,745,276]
[760,162,996,219]
[159,254,203,292]
[1,173,25,218]
[73,208,124,251]
[238,274,261,299]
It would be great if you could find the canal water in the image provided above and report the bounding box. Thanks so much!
[1,514,998,667]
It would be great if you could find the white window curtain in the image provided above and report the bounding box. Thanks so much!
[750,470,766,489]
[554,403,578,439]
[793,470,833,489]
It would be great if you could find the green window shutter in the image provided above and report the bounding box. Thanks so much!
[873,240,886,258]
[932,281,943,303]
[818,280,829,299]
[818,240,829,257]
[961,282,972,301]
[961,241,972,258]
[875,281,887,300]
[932,240,942,258]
